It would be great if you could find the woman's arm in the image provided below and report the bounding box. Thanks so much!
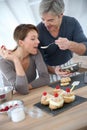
[30,51,50,88]
[0,47,29,95]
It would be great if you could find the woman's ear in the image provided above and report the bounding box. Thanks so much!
[19,40,24,47]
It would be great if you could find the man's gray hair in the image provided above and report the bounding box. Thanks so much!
[39,0,65,16]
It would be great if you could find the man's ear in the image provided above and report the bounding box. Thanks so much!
[58,13,63,18]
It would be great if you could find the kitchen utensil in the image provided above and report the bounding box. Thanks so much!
[40,42,55,49]
[25,106,43,118]
[61,62,82,73]
[70,81,80,91]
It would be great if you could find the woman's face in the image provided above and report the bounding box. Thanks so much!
[21,30,40,55]
[41,12,63,32]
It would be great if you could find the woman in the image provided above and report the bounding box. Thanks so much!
[0,24,50,95]
[37,0,87,82]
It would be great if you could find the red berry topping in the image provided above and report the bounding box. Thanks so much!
[56,85,60,89]
[0,94,5,99]
[54,93,58,97]
[66,88,70,92]
[15,103,18,106]
[0,104,20,112]
[9,105,13,108]
[4,106,9,111]
[0,109,4,112]
[43,92,47,96]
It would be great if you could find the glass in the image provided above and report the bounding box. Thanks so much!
[25,106,43,118]
[8,105,26,122]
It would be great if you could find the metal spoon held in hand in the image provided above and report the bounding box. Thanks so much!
[40,42,55,49]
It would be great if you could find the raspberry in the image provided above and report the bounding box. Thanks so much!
[14,104,18,106]
[0,104,19,112]
[9,105,13,108]
[0,94,5,99]
[0,109,4,112]
[66,88,70,92]
[56,85,60,89]
[4,106,9,111]
[54,93,58,97]
[43,91,47,96]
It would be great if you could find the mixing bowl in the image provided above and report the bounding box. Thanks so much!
[0,86,13,104]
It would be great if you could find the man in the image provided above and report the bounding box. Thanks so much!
[37,0,87,82]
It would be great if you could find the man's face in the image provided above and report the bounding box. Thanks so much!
[41,12,63,32]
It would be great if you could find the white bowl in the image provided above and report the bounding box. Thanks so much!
[0,99,23,114]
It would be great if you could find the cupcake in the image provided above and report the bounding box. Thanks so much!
[49,93,64,110]
[60,77,71,86]
[53,85,65,95]
[63,88,75,103]
[41,92,53,105]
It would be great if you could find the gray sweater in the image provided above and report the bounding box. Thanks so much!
[0,51,50,95]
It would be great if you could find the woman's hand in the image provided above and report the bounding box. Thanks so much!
[0,45,17,62]
[55,66,72,77]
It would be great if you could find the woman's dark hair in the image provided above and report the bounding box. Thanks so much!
[13,24,38,43]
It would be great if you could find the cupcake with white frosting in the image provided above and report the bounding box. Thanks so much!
[63,88,75,103]
[49,93,64,110]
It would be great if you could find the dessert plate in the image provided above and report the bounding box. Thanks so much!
[34,96,87,116]
[49,73,86,90]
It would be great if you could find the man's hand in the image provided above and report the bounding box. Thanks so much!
[55,66,72,77]
[55,37,71,50]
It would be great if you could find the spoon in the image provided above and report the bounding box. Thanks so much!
[40,42,55,49]
[70,81,80,91]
